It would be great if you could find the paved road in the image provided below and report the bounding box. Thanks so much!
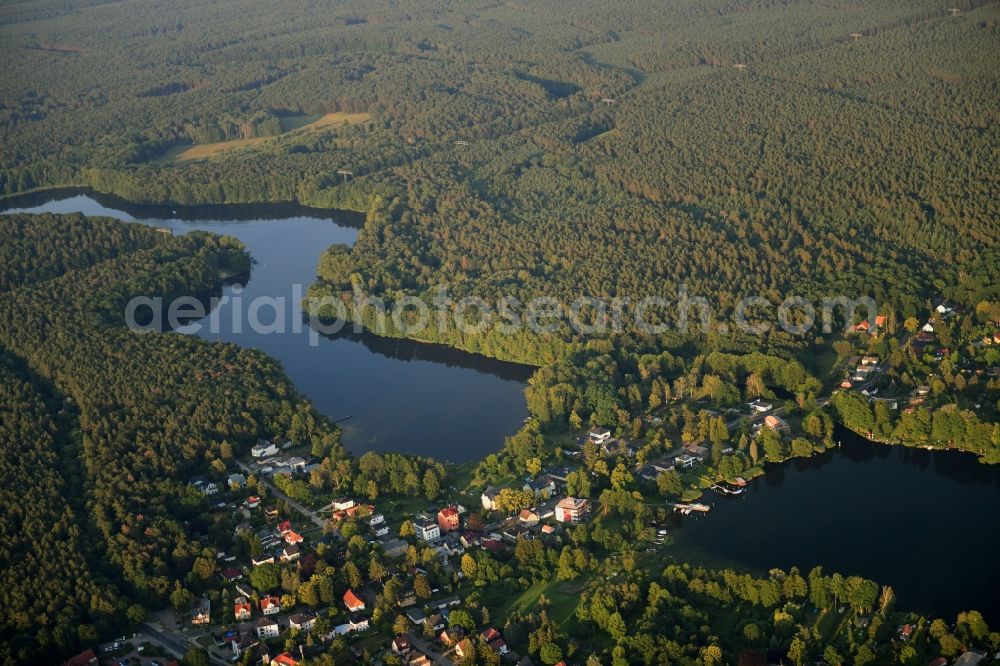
[235,459,326,528]
[140,623,231,666]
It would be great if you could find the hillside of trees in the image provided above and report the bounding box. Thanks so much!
[0,213,348,661]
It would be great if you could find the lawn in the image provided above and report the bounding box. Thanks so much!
[493,578,586,627]
[160,111,373,163]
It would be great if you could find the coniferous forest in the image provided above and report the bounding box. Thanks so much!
[1,1,999,665]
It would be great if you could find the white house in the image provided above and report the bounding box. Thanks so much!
[369,513,385,527]
[747,399,772,413]
[285,456,307,472]
[260,595,281,616]
[332,618,369,636]
[481,486,500,511]
[255,617,279,639]
[288,613,317,632]
[588,426,612,444]
[415,519,440,542]
[554,497,591,524]
[252,440,279,458]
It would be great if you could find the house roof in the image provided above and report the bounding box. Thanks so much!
[272,652,300,666]
[343,588,365,609]
[438,506,459,518]
[61,649,98,666]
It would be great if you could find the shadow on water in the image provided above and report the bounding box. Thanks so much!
[1,188,531,462]
[1,186,365,227]
[320,326,537,383]
[671,426,1000,624]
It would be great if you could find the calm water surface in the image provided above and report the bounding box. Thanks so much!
[2,189,532,461]
[8,190,999,624]
[671,427,1000,624]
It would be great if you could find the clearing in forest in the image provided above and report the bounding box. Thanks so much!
[161,111,373,163]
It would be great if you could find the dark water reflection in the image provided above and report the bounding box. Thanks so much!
[672,426,1000,623]
[2,188,531,461]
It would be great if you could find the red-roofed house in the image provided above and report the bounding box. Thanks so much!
[260,595,281,616]
[454,639,473,659]
[343,589,366,612]
[61,649,98,666]
[277,520,293,534]
[221,566,243,582]
[234,597,252,621]
[437,506,460,532]
[271,651,300,666]
[284,530,304,545]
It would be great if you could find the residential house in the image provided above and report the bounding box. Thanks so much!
[861,355,879,366]
[277,520,293,534]
[228,473,247,488]
[283,530,304,545]
[850,314,887,334]
[252,440,279,458]
[675,454,698,469]
[343,589,366,612]
[244,496,262,509]
[221,567,243,582]
[271,653,300,666]
[588,426,613,444]
[329,497,356,511]
[440,627,465,646]
[523,476,556,497]
[397,589,417,608]
[437,506,460,532]
[373,523,390,537]
[482,628,509,655]
[333,618,369,636]
[252,553,276,567]
[255,617,280,639]
[763,415,790,432]
[191,597,211,625]
[415,519,441,542]
[231,627,260,660]
[281,544,301,562]
[391,636,411,654]
[518,509,540,526]
[747,399,772,413]
[433,595,461,610]
[405,608,427,625]
[408,653,432,666]
[234,598,252,621]
[288,613,316,632]
[555,497,591,524]
[382,538,408,558]
[454,638,473,659]
[285,456,307,473]
[481,486,501,511]
[369,513,386,527]
[260,595,281,616]
[61,649,99,666]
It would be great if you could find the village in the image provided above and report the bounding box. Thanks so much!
[66,303,999,666]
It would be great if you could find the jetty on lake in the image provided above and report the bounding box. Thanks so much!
[670,502,711,515]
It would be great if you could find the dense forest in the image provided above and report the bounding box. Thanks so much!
[2,0,999,662]
[0,214,348,662]
[2,0,997,347]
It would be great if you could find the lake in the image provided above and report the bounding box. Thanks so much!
[1,189,532,462]
[670,426,1000,624]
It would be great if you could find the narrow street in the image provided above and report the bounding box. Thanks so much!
[235,459,326,528]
